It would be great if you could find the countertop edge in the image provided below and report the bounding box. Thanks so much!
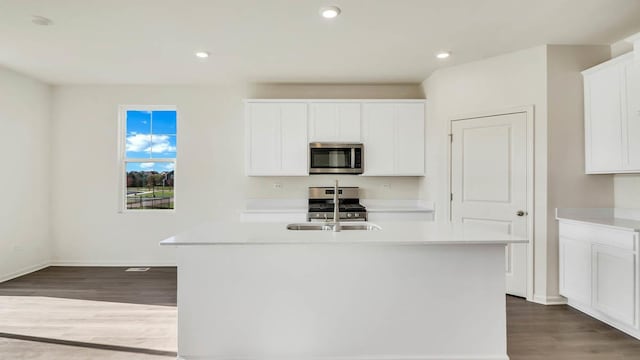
[556,216,640,232]
[242,208,435,214]
[160,240,526,246]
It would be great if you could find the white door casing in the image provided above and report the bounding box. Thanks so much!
[450,111,530,297]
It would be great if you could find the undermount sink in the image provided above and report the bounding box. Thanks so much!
[286,222,382,231]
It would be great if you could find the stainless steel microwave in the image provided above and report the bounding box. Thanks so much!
[309,143,363,174]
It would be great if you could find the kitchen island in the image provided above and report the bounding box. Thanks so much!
[161,221,526,360]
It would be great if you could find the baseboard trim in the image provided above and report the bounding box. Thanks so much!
[0,261,178,283]
[0,261,50,283]
[50,260,176,267]
[568,300,640,341]
[532,294,567,305]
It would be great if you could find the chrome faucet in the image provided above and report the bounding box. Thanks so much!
[332,179,341,232]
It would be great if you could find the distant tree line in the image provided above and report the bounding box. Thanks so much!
[127,170,174,188]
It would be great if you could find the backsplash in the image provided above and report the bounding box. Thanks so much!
[244,175,421,199]
[615,174,640,209]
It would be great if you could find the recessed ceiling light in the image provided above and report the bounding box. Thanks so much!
[32,15,53,26]
[320,6,341,19]
[436,51,451,59]
[195,51,210,59]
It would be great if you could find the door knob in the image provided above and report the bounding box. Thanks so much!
[516,210,527,217]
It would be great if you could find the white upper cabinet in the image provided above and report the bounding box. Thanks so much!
[362,103,395,175]
[245,100,426,177]
[245,102,308,176]
[362,102,425,176]
[309,103,361,142]
[583,54,640,173]
[395,103,426,174]
[584,61,625,173]
[625,61,640,170]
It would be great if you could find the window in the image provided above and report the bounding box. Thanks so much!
[119,106,177,211]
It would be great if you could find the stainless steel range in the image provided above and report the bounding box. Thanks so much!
[308,186,367,221]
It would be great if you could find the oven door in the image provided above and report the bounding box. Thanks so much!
[309,143,363,174]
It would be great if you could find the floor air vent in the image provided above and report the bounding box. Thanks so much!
[125,267,150,272]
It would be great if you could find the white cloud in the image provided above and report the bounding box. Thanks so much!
[127,134,151,152]
[126,134,176,154]
[163,163,175,171]
[139,162,155,169]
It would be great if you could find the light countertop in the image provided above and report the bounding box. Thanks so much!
[160,221,526,246]
[556,208,640,231]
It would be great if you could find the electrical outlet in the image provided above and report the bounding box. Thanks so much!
[382,184,391,190]
[273,183,282,189]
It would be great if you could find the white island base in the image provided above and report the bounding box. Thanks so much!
[168,222,517,360]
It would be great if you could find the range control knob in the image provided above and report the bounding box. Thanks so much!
[347,213,352,218]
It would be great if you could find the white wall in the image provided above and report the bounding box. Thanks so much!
[0,66,52,281]
[50,84,424,265]
[546,45,614,298]
[420,45,613,303]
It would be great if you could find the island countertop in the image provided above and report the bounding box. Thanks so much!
[160,221,527,246]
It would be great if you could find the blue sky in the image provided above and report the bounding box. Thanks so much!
[126,110,177,172]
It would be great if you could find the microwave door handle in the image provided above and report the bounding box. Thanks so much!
[351,148,355,168]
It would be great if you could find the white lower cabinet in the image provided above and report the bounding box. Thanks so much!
[592,243,636,327]
[558,220,639,338]
[559,236,592,305]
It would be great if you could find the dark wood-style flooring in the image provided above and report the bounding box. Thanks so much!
[1,267,639,359]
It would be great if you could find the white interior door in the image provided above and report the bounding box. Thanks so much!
[451,112,529,297]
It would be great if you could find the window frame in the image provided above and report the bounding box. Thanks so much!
[118,105,178,213]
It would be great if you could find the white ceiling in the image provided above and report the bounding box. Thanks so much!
[1,0,640,85]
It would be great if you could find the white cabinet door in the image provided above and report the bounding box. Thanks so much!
[309,103,361,142]
[247,103,280,174]
[625,61,640,170]
[395,103,425,175]
[559,236,592,305]
[362,102,425,176]
[362,103,395,175]
[281,104,309,174]
[592,244,637,328]
[246,103,308,176]
[585,63,625,173]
